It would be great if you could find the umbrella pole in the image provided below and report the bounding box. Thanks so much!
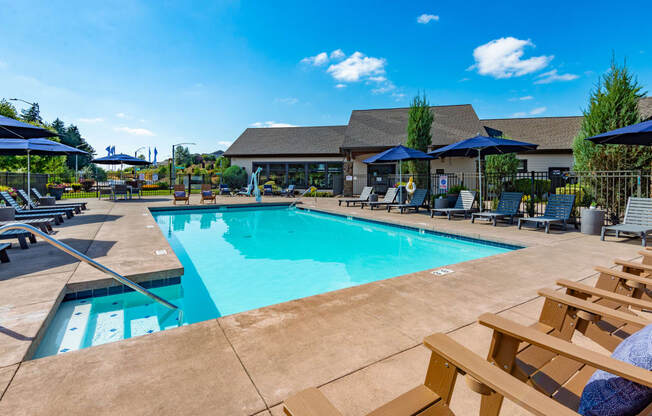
[27,150,31,210]
[399,160,402,202]
[477,149,482,212]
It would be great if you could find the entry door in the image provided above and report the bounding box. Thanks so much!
[367,164,396,194]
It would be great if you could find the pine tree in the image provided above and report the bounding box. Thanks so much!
[572,57,649,171]
[0,99,18,119]
[405,93,433,187]
[20,103,42,124]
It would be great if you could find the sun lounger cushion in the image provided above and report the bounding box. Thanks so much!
[174,191,186,198]
[578,323,652,416]
[202,190,212,197]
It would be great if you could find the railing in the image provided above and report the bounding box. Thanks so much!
[0,223,183,324]
[289,186,317,208]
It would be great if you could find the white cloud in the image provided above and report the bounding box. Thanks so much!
[218,140,233,147]
[371,82,396,94]
[300,52,329,66]
[534,69,579,84]
[335,84,346,89]
[509,95,534,101]
[417,14,439,24]
[114,126,155,136]
[275,97,299,105]
[511,107,547,117]
[469,37,553,78]
[78,117,104,123]
[327,51,386,82]
[458,77,470,82]
[330,49,345,60]
[115,112,130,119]
[251,121,297,128]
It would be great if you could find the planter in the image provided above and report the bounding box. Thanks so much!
[0,207,15,221]
[446,194,459,206]
[580,208,605,235]
[369,194,378,202]
[48,187,64,200]
[39,196,56,206]
[434,198,449,209]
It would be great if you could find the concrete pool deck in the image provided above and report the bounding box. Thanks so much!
[0,195,645,415]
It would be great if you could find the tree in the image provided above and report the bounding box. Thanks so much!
[572,57,650,171]
[175,146,192,167]
[485,153,519,176]
[405,93,433,187]
[222,165,247,189]
[20,102,43,124]
[0,99,17,119]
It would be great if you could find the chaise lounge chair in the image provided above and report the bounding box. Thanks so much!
[200,184,216,204]
[1,191,71,220]
[173,185,189,205]
[0,219,54,234]
[281,184,295,197]
[31,188,87,210]
[18,189,80,214]
[518,193,575,233]
[471,191,523,226]
[0,228,37,249]
[360,187,397,210]
[338,186,373,207]
[601,197,652,247]
[219,184,231,195]
[0,242,10,262]
[263,184,273,196]
[430,190,476,219]
[387,188,428,213]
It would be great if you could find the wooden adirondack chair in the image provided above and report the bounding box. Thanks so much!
[200,184,216,204]
[173,184,189,205]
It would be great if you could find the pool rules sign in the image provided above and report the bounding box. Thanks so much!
[438,175,448,192]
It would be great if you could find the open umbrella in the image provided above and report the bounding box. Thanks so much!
[363,145,433,201]
[92,153,151,180]
[585,119,652,145]
[429,135,538,211]
[0,116,87,205]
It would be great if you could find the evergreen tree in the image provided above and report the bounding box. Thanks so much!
[0,99,18,119]
[572,57,650,171]
[20,103,43,124]
[405,93,433,187]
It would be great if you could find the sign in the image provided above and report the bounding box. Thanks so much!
[345,175,353,181]
[438,175,448,191]
[152,174,158,181]
[139,174,145,180]
[376,176,383,182]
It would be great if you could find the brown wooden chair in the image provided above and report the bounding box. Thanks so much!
[200,184,216,204]
[173,184,189,205]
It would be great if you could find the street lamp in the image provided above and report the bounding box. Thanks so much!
[172,142,195,185]
[134,146,146,158]
[9,98,35,106]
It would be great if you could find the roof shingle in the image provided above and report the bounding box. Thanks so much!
[481,116,583,150]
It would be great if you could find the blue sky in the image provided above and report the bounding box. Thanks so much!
[0,0,650,159]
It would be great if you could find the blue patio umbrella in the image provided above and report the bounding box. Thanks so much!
[429,135,538,211]
[91,153,151,166]
[0,114,59,139]
[364,145,433,201]
[585,119,652,145]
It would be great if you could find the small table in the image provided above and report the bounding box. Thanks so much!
[39,196,56,206]
[0,207,15,221]
[581,208,605,235]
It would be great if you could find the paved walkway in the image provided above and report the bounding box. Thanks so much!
[0,195,644,415]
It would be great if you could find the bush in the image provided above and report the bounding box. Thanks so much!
[222,165,247,190]
[514,178,551,195]
[80,179,94,192]
[305,190,332,197]
[447,184,467,194]
[555,184,592,207]
[0,186,17,198]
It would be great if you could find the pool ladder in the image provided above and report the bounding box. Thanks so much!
[0,223,183,325]
[289,187,317,208]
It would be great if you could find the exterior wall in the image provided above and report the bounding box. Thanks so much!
[352,153,377,194]
[229,156,344,176]
[516,153,573,172]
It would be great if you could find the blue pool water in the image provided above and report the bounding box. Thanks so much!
[35,206,515,358]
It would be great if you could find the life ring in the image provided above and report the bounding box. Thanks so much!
[405,177,416,194]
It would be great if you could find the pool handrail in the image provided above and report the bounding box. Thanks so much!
[289,186,317,208]
[0,223,183,324]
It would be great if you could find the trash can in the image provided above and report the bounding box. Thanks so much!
[580,208,605,235]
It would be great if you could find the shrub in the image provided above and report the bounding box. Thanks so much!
[80,179,94,192]
[222,166,247,190]
[305,190,332,197]
[447,184,467,194]
[514,178,551,195]
[555,184,592,207]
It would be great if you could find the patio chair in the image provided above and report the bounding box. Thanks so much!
[387,188,428,213]
[0,191,72,219]
[98,186,113,200]
[31,188,87,210]
[17,189,80,215]
[219,184,231,195]
[238,184,253,196]
[173,185,189,205]
[360,187,397,210]
[113,184,129,200]
[471,191,523,226]
[338,186,373,207]
[0,242,10,263]
[430,190,476,220]
[263,184,273,196]
[281,184,295,197]
[601,197,652,247]
[0,218,54,234]
[0,228,36,249]
[518,194,576,233]
[200,184,216,204]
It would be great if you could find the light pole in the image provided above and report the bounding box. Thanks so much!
[134,146,146,158]
[171,142,195,185]
[9,98,35,106]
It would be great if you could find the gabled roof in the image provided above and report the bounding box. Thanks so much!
[639,96,652,121]
[342,104,484,150]
[223,125,347,157]
[481,116,583,150]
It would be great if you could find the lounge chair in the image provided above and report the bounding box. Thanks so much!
[18,189,80,214]
[338,186,373,207]
[281,184,295,197]
[0,229,36,249]
[263,184,273,196]
[387,188,428,213]
[219,184,231,195]
[200,184,216,204]
[238,185,253,196]
[518,193,575,233]
[31,188,87,210]
[430,190,476,219]
[0,242,9,262]
[0,219,54,234]
[471,191,523,226]
[360,187,397,210]
[173,185,189,205]
[601,197,652,246]
[0,191,72,219]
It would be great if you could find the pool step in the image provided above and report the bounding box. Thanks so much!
[91,309,125,346]
[57,302,92,354]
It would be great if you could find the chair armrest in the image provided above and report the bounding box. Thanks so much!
[556,279,652,311]
[422,333,577,416]
[614,258,652,273]
[594,266,651,287]
[284,388,343,416]
[538,288,649,327]
[478,313,652,388]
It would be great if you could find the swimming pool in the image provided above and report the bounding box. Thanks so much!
[35,205,516,358]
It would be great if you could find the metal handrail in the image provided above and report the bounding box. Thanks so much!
[0,223,183,324]
[289,186,317,208]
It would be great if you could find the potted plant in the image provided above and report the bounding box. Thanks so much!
[47,183,66,200]
[432,193,449,209]
[446,185,467,206]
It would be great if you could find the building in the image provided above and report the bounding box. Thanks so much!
[224,97,652,195]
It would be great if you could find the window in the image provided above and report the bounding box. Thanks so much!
[288,164,306,186]
[268,163,286,187]
[518,159,528,173]
[251,161,342,189]
[326,163,343,188]
[308,163,327,188]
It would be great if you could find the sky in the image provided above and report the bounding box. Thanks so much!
[0,0,651,160]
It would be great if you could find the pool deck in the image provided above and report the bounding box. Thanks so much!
[0,195,646,415]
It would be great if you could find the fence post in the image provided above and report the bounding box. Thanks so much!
[637,171,642,197]
[529,171,535,217]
